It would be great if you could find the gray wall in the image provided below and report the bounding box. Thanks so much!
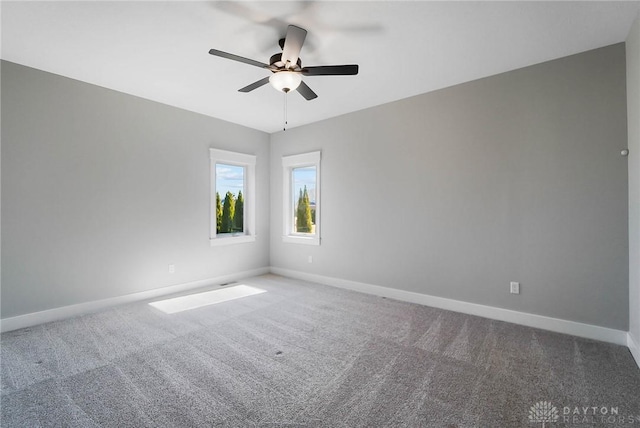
[1,61,270,318]
[2,42,631,332]
[270,44,629,330]
[627,13,640,346]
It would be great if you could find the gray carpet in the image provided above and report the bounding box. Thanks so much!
[2,274,639,427]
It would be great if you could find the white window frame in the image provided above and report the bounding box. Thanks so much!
[282,151,321,246]
[210,148,256,246]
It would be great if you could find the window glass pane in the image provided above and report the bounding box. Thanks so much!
[216,163,245,234]
[292,166,316,234]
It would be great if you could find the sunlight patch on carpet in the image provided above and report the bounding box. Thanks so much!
[149,284,266,314]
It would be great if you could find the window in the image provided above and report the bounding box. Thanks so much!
[282,151,321,245]
[210,149,256,246]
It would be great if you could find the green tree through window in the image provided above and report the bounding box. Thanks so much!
[215,192,222,234]
[296,186,312,233]
[220,191,235,233]
[215,162,245,235]
[234,190,244,232]
[292,166,316,235]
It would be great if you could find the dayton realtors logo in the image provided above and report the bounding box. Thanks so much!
[528,401,559,427]
[528,401,639,426]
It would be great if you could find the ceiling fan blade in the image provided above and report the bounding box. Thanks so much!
[296,81,318,100]
[208,49,269,69]
[301,64,359,76]
[281,25,307,68]
[238,77,271,93]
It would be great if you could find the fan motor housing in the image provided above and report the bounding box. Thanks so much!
[270,53,302,71]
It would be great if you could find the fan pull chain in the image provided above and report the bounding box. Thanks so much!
[283,92,288,131]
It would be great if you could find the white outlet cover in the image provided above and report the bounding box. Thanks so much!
[510,281,520,294]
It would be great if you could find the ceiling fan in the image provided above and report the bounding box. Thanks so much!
[208,25,359,100]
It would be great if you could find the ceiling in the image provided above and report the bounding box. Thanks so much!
[2,1,639,133]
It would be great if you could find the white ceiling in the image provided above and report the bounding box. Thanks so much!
[2,1,639,133]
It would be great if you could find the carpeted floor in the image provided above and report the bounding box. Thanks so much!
[2,274,639,427]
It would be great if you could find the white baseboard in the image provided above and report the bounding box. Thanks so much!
[3,265,633,360]
[270,267,629,347]
[0,267,270,333]
[628,333,640,369]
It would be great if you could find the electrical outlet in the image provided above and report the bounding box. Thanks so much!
[510,281,520,294]
[168,264,175,274]
[308,256,313,263]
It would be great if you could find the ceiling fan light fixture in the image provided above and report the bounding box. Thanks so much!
[269,71,302,93]
[209,25,357,101]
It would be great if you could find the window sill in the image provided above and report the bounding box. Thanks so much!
[210,235,256,247]
[282,235,320,246]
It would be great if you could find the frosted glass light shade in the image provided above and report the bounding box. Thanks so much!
[269,71,302,93]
